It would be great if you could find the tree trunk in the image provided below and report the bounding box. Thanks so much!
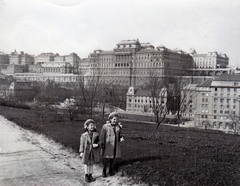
[102,100,106,122]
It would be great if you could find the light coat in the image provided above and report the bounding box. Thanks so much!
[79,131,100,164]
[100,123,124,158]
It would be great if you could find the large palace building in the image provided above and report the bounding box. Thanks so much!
[191,51,230,76]
[88,39,193,87]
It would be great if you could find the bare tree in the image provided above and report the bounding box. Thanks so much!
[75,67,108,118]
[164,75,191,127]
[141,70,172,129]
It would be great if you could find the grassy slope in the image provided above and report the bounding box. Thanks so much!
[1,106,240,186]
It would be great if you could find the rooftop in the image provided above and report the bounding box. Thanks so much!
[214,74,240,81]
[197,79,212,87]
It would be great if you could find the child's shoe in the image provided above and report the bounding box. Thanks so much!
[89,174,96,181]
[85,174,91,183]
[102,169,107,178]
[109,169,115,176]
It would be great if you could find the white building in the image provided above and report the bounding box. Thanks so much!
[126,86,167,116]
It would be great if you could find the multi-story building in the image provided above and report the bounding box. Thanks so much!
[0,52,9,64]
[191,51,230,76]
[9,50,34,65]
[181,84,198,120]
[89,39,193,87]
[34,53,55,65]
[64,53,80,73]
[15,73,80,82]
[1,64,27,75]
[41,62,72,74]
[34,52,80,73]
[54,53,80,73]
[28,64,42,73]
[126,86,167,116]
[194,74,240,131]
[78,58,90,75]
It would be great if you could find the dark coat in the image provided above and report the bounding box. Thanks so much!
[79,131,100,164]
[100,123,124,158]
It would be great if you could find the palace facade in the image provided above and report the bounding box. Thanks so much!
[88,39,193,87]
[191,51,230,76]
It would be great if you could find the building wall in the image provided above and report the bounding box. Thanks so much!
[181,84,198,120]
[88,39,193,88]
[15,73,79,82]
[193,52,229,69]
[9,50,34,65]
[28,65,42,73]
[194,74,240,131]
[34,53,55,64]
[9,52,20,65]
[126,86,167,116]
[0,52,9,64]
[1,64,26,75]
[79,58,90,75]
[41,62,72,74]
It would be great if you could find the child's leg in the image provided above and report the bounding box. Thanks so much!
[109,158,115,175]
[84,165,91,182]
[89,165,93,174]
[103,158,109,170]
[84,165,89,174]
[88,165,96,181]
[102,158,109,177]
[109,158,114,169]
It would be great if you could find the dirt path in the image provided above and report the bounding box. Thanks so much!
[0,116,142,186]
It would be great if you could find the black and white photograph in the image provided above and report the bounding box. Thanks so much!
[0,0,240,185]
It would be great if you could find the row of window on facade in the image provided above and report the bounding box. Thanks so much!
[213,98,239,103]
[200,122,235,129]
[129,98,165,104]
[193,66,215,69]
[115,63,130,67]
[194,58,215,62]
[214,87,239,92]
[97,54,163,61]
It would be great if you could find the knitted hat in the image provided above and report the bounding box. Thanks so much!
[84,119,95,129]
[108,112,119,120]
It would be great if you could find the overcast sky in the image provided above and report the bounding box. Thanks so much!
[0,0,240,67]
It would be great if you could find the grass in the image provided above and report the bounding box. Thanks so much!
[1,105,240,185]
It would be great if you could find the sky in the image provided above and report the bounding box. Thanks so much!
[0,0,240,67]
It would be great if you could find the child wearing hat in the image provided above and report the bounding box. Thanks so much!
[100,112,124,177]
[79,119,100,182]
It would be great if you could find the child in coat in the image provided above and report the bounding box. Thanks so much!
[79,119,100,183]
[100,112,124,177]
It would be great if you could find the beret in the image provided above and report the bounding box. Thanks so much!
[108,112,119,120]
[84,119,95,128]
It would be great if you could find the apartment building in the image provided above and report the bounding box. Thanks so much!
[194,74,240,130]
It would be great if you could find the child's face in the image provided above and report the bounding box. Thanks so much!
[87,123,95,131]
[110,116,118,125]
